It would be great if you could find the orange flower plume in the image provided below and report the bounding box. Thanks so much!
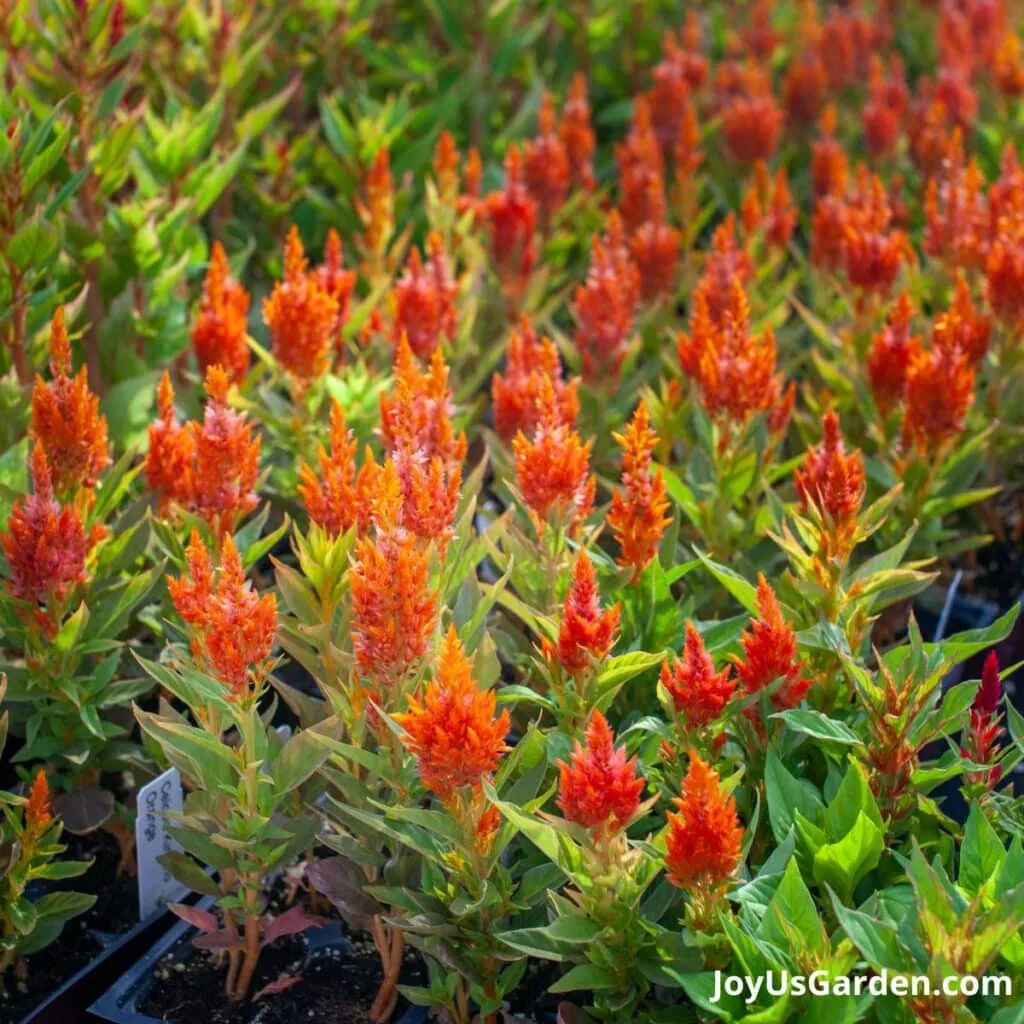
[297,399,363,536]
[810,106,848,199]
[349,461,438,695]
[932,276,991,366]
[665,752,743,891]
[661,623,736,728]
[616,98,665,234]
[556,551,620,673]
[574,212,641,380]
[793,409,865,553]
[360,148,395,275]
[962,651,1004,790]
[732,576,810,708]
[191,242,251,386]
[25,769,53,837]
[717,63,783,166]
[145,372,196,516]
[392,233,458,361]
[901,344,975,455]
[628,178,681,302]
[556,710,644,836]
[2,445,97,617]
[608,401,670,575]
[523,92,571,226]
[168,531,277,699]
[862,56,908,159]
[380,337,467,547]
[317,228,357,360]
[492,317,579,440]
[560,73,597,192]
[190,367,261,538]
[262,226,340,385]
[677,279,790,430]
[394,625,509,804]
[31,308,110,498]
[986,227,1024,334]
[741,162,796,251]
[483,146,537,290]
[867,293,922,416]
[512,377,595,533]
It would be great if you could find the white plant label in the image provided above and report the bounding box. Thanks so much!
[136,767,188,921]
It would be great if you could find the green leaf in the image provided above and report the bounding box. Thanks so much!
[829,894,906,971]
[273,715,341,795]
[771,709,862,747]
[695,550,759,614]
[548,964,619,994]
[960,802,1005,896]
[157,851,219,896]
[813,812,884,905]
[760,859,824,954]
[764,750,824,843]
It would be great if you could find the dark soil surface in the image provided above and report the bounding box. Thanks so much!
[66,829,139,935]
[0,916,102,1024]
[507,959,564,1019]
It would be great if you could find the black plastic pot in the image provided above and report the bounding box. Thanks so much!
[88,908,427,1024]
[17,907,185,1024]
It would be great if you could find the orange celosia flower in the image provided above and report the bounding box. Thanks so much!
[190,366,261,538]
[673,100,704,185]
[191,242,251,386]
[932,277,991,365]
[349,463,438,692]
[732,576,810,707]
[556,551,620,673]
[810,106,848,199]
[741,162,796,251]
[512,378,595,532]
[741,0,781,62]
[317,228,357,360]
[629,180,682,302]
[31,308,110,498]
[2,445,96,614]
[819,6,884,92]
[145,372,196,516]
[901,344,975,454]
[677,279,789,429]
[483,146,537,289]
[665,751,743,891]
[922,131,988,272]
[661,622,736,728]
[168,531,277,699]
[492,318,579,440]
[557,710,644,836]
[649,31,699,152]
[557,708,643,835]
[694,215,754,326]
[794,410,865,556]
[616,98,665,233]
[360,148,395,274]
[25,769,52,837]
[608,401,670,575]
[986,228,1024,333]
[297,400,363,536]
[574,213,642,380]
[523,93,571,227]
[262,226,340,385]
[718,63,783,166]
[994,32,1024,98]
[862,56,908,158]
[394,625,509,804]
[560,73,597,192]
[432,130,460,205]
[867,292,922,415]
[392,233,458,361]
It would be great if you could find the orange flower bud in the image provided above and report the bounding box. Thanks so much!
[608,401,670,575]
[794,409,865,540]
[665,752,743,891]
[661,623,736,728]
[298,400,361,536]
[145,372,196,516]
[31,308,110,497]
[556,551,620,673]
[25,769,52,836]
[557,710,644,836]
[394,625,509,803]
[191,242,251,386]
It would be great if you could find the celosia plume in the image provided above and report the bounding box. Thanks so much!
[31,308,111,497]
[574,213,641,380]
[392,233,458,360]
[492,317,579,440]
[2,445,97,617]
[867,292,922,416]
[665,752,743,891]
[793,410,865,548]
[512,377,595,533]
[25,769,52,837]
[394,625,509,804]
[483,146,537,291]
[145,372,196,516]
[932,277,991,366]
[661,623,736,728]
[607,401,670,575]
[555,551,620,673]
[360,148,395,274]
[901,344,975,454]
[191,242,251,386]
[732,576,810,707]
[317,228,357,360]
[717,62,783,166]
[616,99,664,233]
[167,531,277,699]
[523,92,571,226]
[262,226,340,385]
[962,651,1004,790]
[560,73,597,192]
[297,400,363,536]
[556,710,644,836]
